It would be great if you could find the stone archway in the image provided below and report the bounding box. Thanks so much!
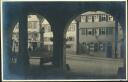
[2,2,126,79]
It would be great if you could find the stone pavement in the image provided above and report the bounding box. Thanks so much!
[8,53,125,79]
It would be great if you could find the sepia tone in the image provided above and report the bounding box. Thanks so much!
[1,1,126,80]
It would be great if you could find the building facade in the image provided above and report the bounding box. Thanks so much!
[78,11,123,57]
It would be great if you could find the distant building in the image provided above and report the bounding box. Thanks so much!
[12,15,41,52]
[12,11,123,58]
[78,11,123,57]
[42,11,123,58]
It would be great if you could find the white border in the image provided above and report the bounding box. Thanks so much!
[124,0,127,80]
[3,0,126,2]
[1,0,3,81]
[1,0,127,81]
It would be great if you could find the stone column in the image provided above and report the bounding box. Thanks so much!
[52,25,66,70]
[114,19,118,58]
[76,21,80,54]
[120,25,126,78]
[3,10,12,79]
[117,23,126,79]
[17,13,29,74]
[3,29,12,79]
[75,16,81,54]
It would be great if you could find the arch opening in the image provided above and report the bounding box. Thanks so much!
[11,14,54,72]
[64,11,124,78]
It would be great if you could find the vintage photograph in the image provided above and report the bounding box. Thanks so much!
[1,0,127,81]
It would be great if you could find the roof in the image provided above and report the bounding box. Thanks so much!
[81,11,110,16]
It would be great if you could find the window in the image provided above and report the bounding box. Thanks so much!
[89,43,94,51]
[81,15,86,22]
[28,22,32,29]
[92,16,94,22]
[106,15,109,21]
[101,28,105,35]
[34,33,38,37]
[94,15,99,22]
[69,24,75,31]
[99,28,106,35]
[106,27,109,35]
[101,14,106,21]
[94,43,99,51]
[71,24,76,31]
[88,31,92,35]
[86,16,88,22]
[44,25,51,32]
[87,29,93,35]
[82,42,86,46]
[81,29,86,35]
[88,16,92,22]
[105,27,113,35]
[99,43,104,51]
[33,22,37,29]
[108,27,113,34]
[99,15,102,22]
[108,15,113,21]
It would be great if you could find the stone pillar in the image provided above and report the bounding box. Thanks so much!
[117,24,126,79]
[75,16,81,54]
[76,21,80,54]
[120,25,126,78]
[52,26,66,70]
[17,13,29,75]
[3,11,12,79]
[3,29,12,79]
[114,19,118,58]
